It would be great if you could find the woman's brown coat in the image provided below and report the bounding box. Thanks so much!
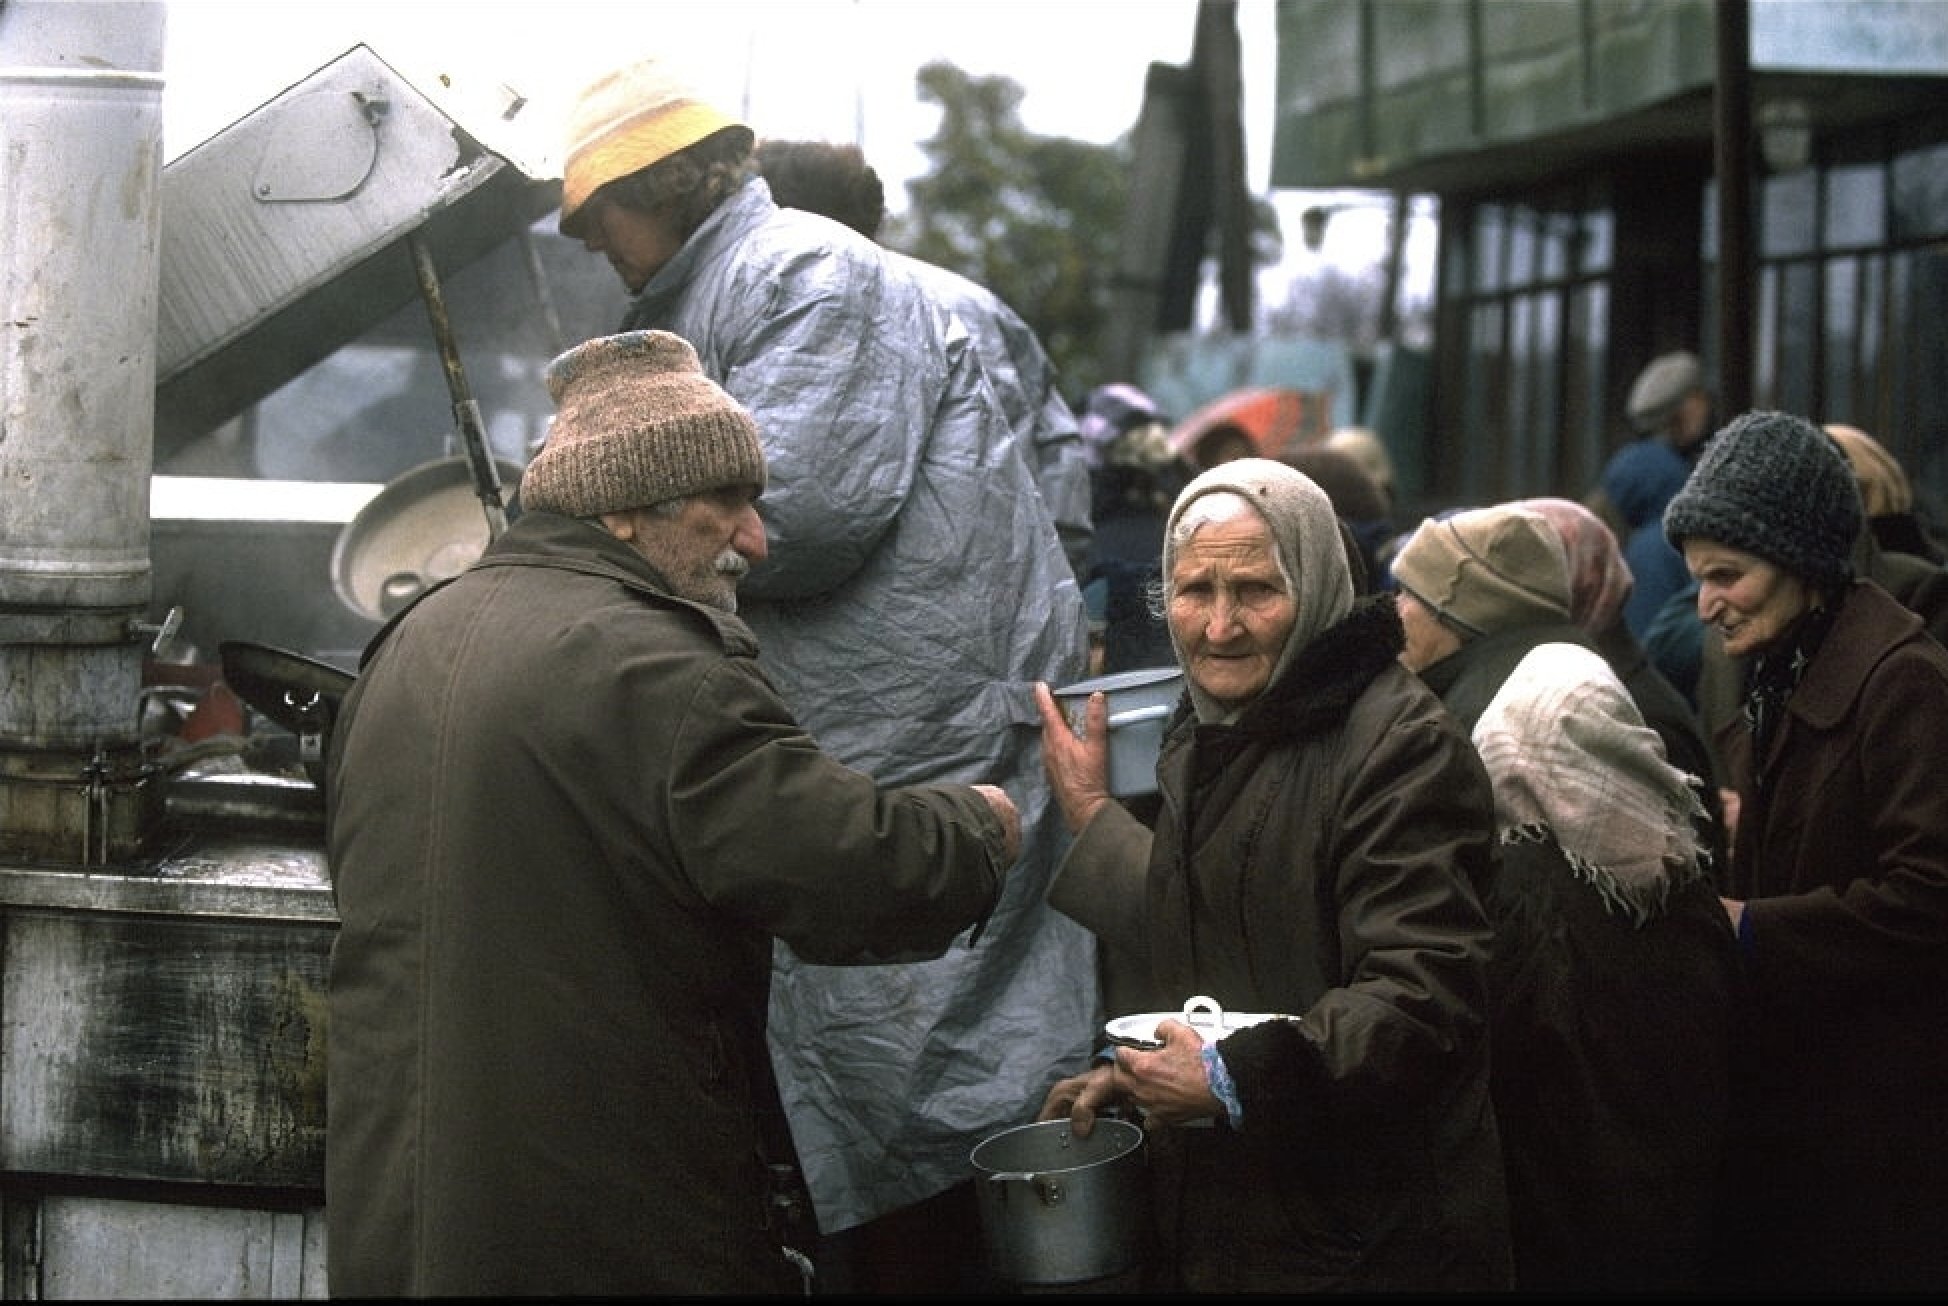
[1713,579,1948,1292]
[1051,598,1512,1292]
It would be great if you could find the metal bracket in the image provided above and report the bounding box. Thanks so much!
[252,86,388,202]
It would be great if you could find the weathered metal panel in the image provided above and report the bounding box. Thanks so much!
[1586,0,1718,123]
[0,855,334,1190]
[1480,1,1589,142]
[1274,0,1948,192]
[1367,1,1477,173]
[1753,0,1948,73]
[35,1197,325,1298]
[153,43,561,449]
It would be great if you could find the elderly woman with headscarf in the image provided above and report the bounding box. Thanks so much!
[1031,459,1512,1292]
[1662,410,1948,1293]
[1517,496,1727,871]
[1470,641,1740,1293]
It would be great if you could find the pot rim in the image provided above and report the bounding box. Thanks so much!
[1052,665,1183,699]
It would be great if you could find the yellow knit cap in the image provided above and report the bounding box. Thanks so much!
[559,59,752,237]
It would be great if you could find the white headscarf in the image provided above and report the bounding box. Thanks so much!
[1162,458,1354,723]
[1471,643,1709,926]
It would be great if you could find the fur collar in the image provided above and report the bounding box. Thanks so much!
[1219,595,1406,742]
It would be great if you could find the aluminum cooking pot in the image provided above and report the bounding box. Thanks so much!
[1051,666,1183,799]
[969,1116,1147,1286]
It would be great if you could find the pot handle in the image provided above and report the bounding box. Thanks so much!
[1181,994,1225,1034]
[987,1171,1069,1207]
[1106,704,1172,729]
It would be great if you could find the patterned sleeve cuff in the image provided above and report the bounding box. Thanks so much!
[1202,1041,1244,1128]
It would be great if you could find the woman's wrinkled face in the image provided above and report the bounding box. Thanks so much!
[1682,539,1814,658]
[1393,587,1464,672]
[1167,510,1296,709]
[575,196,684,293]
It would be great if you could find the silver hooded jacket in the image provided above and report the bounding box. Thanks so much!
[621,176,1095,1233]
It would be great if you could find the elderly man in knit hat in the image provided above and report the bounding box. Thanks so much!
[1389,503,1595,730]
[324,330,1024,1298]
[553,59,1093,1293]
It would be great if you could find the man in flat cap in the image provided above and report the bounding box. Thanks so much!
[552,58,1095,1293]
[324,330,1022,1297]
[1587,350,1718,640]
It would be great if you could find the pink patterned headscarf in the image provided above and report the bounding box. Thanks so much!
[1517,497,1635,638]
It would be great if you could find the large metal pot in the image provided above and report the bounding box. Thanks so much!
[969,1117,1148,1286]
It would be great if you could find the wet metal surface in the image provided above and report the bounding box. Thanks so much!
[1,827,335,1189]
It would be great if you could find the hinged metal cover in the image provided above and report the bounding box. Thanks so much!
[154,44,562,455]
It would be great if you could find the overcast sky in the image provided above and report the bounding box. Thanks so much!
[159,1,1408,290]
[164,1,1223,192]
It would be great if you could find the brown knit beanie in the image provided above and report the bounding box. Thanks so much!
[1390,505,1572,636]
[520,331,765,517]
[559,58,753,237]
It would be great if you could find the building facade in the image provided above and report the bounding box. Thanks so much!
[1272,0,1948,519]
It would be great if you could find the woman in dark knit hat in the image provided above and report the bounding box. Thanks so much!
[1662,409,1948,1294]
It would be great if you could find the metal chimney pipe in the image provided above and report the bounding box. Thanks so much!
[0,0,166,858]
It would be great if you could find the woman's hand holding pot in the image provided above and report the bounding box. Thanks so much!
[1032,681,1112,834]
[1111,1020,1223,1130]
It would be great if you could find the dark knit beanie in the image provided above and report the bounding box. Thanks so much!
[521,331,765,516]
[1390,505,1571,636]
[1662,409,1860,588]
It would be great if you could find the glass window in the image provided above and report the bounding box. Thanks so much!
[1823,259,1860,419]
[1522,293,1565,489]
[1761,170,1819,258]
[1568,282,1609,488]
[1542,213,1575,283]
[1754,265,1779,406]
[1582,206,1614,274]
[1474,207,1507,293]
[1508,210,1538,287]
[1824,163,1886,249]
[1891,139,1948,242]
[1776,262,1820,416]
[1858,251,1884,400]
